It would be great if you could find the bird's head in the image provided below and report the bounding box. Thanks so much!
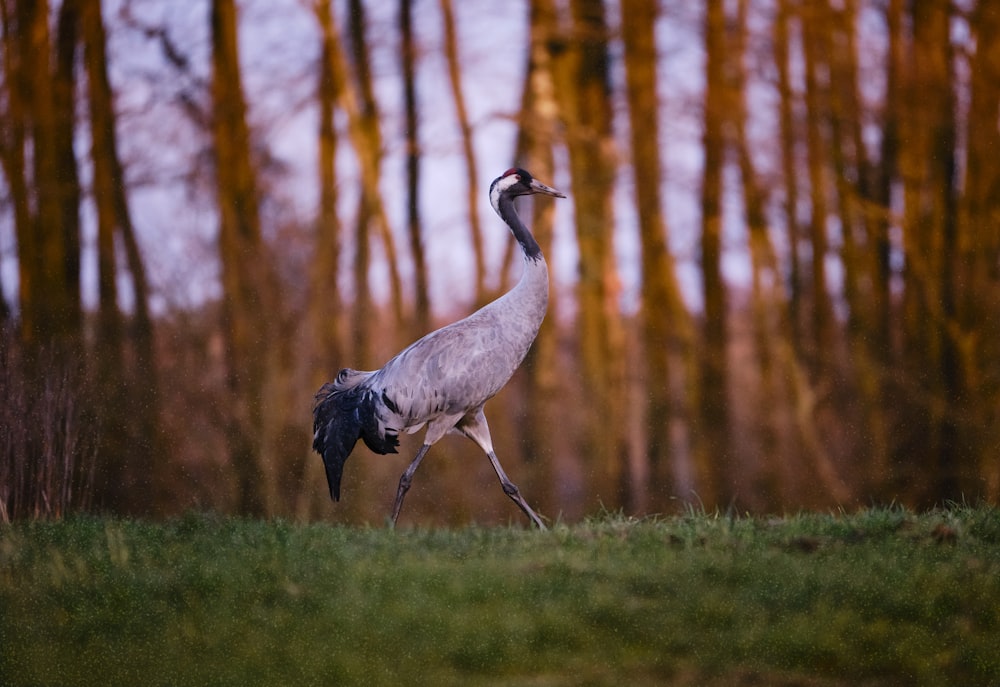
[490,168,566,206]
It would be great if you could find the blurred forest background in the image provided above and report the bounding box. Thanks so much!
[2,0,1000,523]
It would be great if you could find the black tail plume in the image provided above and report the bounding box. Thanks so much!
[312,379,398,501]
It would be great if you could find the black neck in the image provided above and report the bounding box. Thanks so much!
[497,194,542,261]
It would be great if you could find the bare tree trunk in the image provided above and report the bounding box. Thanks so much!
[825,0,892,497]
[801,3,835,377]
[733,0,780,510]
[696,0,731,510]
[548,0,628,510]
[82,0,163,513]
[856,0,904,499]
[773,0,804,360]
[82,0,127,510]
[621,0,690,512]
[351,197,374,367]
[823,1,862,338]
[962,0,1000,502]
[305,0,348,518]
[0,1,33,335]
[875,0,902,362]
[327,0,404,362]
[346,0,378,366]
[210,0,269,516]
[348,0,403,335]
[511,0,569,519]
[313,0,345,374]
[400,0,429,333]
[4,0,81,348]
[439,0,486,308]
[52,0,82,340]
[897,1,961,505]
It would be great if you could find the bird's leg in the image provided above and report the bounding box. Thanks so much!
[456,409,547,530]
[391,443,431,526]
[486,451,547,530]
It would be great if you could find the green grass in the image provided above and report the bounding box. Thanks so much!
[2,507,1000,686]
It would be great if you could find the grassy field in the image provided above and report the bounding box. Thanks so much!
[2,507,999,686]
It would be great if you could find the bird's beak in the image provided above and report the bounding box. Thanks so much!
[529,178,566,198]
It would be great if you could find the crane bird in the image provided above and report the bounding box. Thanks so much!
[312,168,564,529]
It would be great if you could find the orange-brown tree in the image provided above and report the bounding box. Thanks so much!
[696,0,732,509]
[82,0,163,512]
[621,0,690,512]
[546,0,628,510]
[0,0,81,348]
[210,0,271,516]
[961,0,1000,501]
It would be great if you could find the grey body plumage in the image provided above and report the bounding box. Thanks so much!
[312,168,564,528]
